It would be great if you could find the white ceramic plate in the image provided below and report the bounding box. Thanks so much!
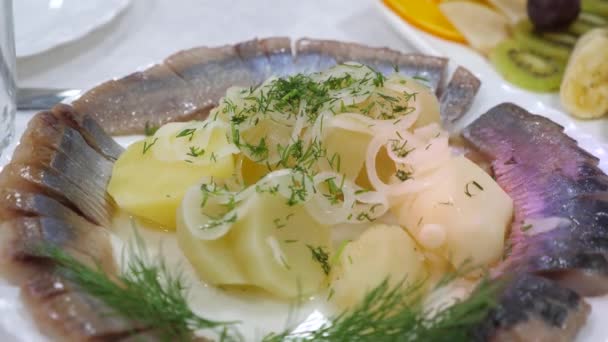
[377,2,608,341]
[13,0,131,58]
[2,29,608,338]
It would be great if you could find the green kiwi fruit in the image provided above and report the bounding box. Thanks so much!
[582,0,608,17]
[490,39,565,93]
[569,12,608,35]
[513,21,574,61]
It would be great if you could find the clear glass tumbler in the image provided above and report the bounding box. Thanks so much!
[0,0,16,155]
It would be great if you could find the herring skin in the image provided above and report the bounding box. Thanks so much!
[73,38,477,135]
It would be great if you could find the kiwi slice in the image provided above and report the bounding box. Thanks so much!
[490,39,565,93]
[513,21,574,61]
[569,12,608,35]
[582,0,608,17]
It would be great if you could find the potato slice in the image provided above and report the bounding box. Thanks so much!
[232,192,332,298]
[107,139,234,229]
[177,207,248,285]
[439,1,510,55]
[394,156,513,268]
[330,224,427,310]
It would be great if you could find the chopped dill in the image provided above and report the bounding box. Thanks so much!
[327,288,336,301]
[176,128,196,141]
[187,146,205,157]
[306,245,331,275]
[356,212,375,222]
[244,137,269,162]
[521,224,533,232]
[395,169,412,182]
[465,181,484,197]
[142,138,158,154]
[38,234,238,341]
[413,75,430,82]
[144,121,159,136]
[202,213,238,230]
[40,232,501,342]
[264,276,501,342]
[330,240,351,266]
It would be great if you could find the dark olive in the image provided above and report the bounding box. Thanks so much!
[527,0,581,31]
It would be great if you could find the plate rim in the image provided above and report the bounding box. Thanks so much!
[14,0,132,58]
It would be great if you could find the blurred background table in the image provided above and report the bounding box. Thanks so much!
[17,0,414,90]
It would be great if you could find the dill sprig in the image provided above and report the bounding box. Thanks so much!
[40,234,239,342]
[264,277,501,342]
[40,235,500,342]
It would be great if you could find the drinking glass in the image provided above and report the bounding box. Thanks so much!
[0,0,16,155]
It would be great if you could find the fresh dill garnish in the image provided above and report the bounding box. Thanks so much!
[395,169,412,182]
[187,146,205,157]
[330,240,351,266]
[389,138,415,158]
[203,213,237,230]
[284,239,299,244]
[372,69,386,87]
[244,137,269,162]
[356,212,375,222]
[200,181,225,207]
[465,181,484,197]
[286,171,312,206]
[521,224,533,232]
[327,287,336,301]
[306,245,331,275]
[144,121,159,136]
[176,128,196,141]
[323,177,345,205]
[39,233,501,342]
[38,234,238,341]
[413,75,430,83]
[142,138,158,154]
[264,276,501,342]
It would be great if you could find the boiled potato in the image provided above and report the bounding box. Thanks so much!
[176,199,249,285]
[107,138,234,229]
[394,156,513,268]
[232,192,332,298]
[330,224,427,310]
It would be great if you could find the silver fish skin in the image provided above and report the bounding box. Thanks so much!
[472,274,589,342]
[22,271,147,342]
[0,107,146,341]
[73,38,464,135]
[51,104,124,161]
[463,103,608,297]
[440,66,480,127]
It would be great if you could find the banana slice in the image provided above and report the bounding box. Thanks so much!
[439,1,510,55]
[560,28,608,119]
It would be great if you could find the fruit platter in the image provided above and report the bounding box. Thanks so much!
[382,0,608,120]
